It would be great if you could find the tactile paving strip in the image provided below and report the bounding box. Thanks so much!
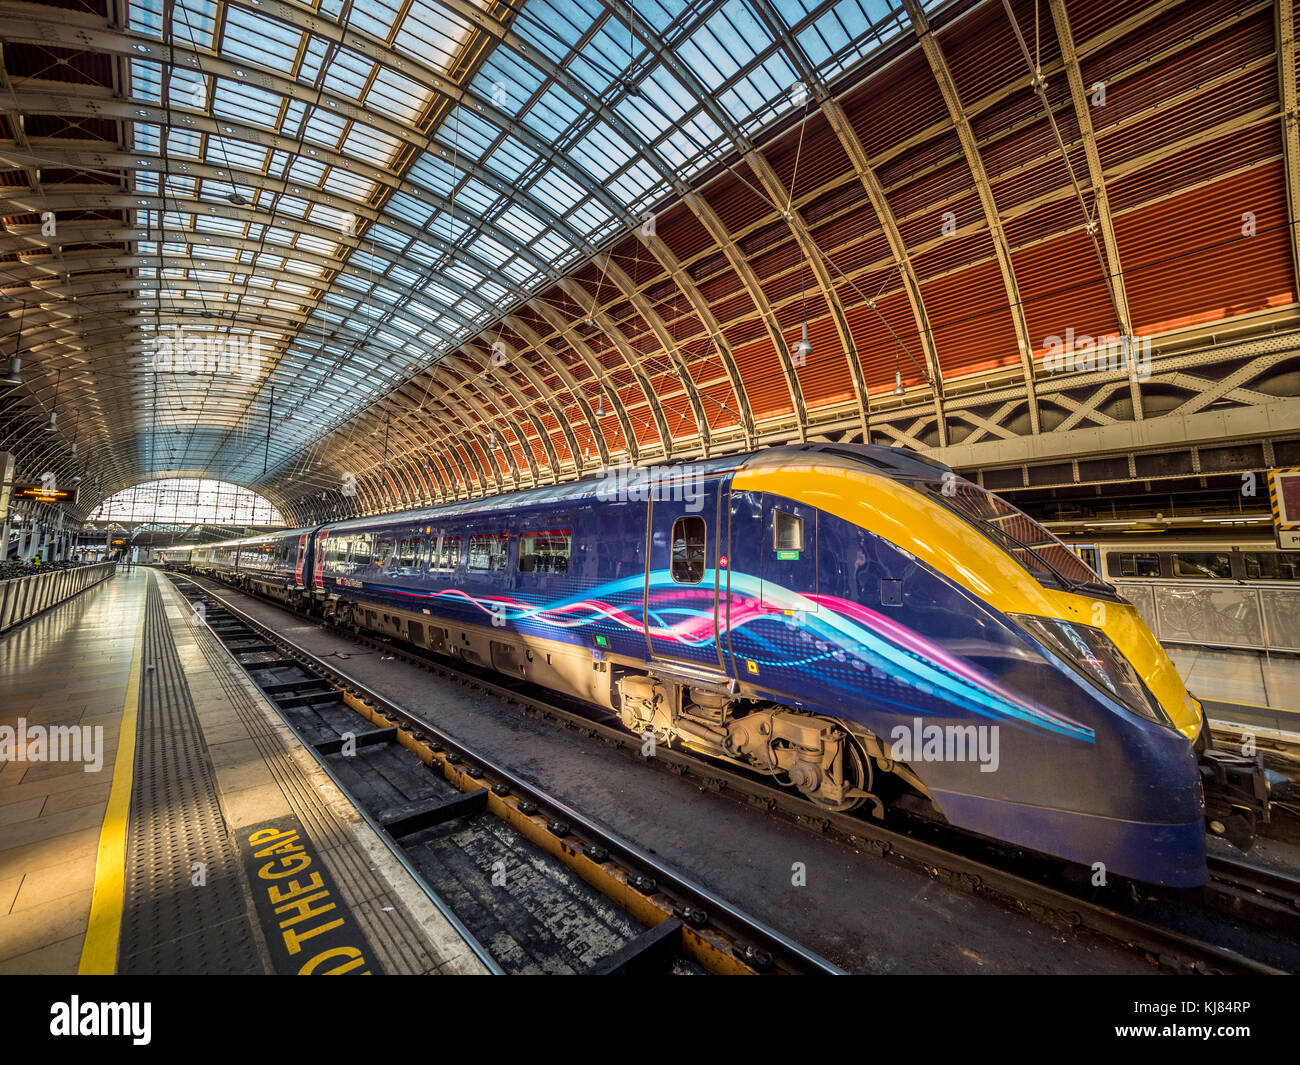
[118,573,264,974]
[178,582,446,974]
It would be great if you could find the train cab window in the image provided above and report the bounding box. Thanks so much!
[468,533,509,572]
[1107,552,1160,578]
[518,529,571,573]
[1243,552,1299,580]
[671,516,707,584]
[773,509,803,552]
[396,537,423,572]
[374,537,396,567]
[1172,552,1231,579]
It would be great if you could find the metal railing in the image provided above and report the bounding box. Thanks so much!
[1115,580,1300,654]
[0,562,117,635]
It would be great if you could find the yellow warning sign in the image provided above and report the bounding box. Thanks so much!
[1267,468,1300,550]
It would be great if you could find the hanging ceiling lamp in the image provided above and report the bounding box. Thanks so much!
[2,301,25,386]
[797,321,812,362]
[45,369,60,431]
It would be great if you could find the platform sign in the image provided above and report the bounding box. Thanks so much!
[13,481,77,504]
[1268,468,1300,550]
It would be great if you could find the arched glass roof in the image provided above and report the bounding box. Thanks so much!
[2,0,1295,528]
[115,0,917,483]
[0,0,927,512]
[87,477,283,526]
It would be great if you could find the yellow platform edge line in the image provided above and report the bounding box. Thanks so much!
[77,574,148,975]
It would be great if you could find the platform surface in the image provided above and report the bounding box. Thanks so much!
[0,568,488,974]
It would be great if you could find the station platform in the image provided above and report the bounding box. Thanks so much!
[0,568,489,974]
[1165,644,1300,741]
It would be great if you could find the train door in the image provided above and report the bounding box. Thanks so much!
[759,496,819,611]
[293,532,310,588]
[312,530,329,590]
[643,479,726,673]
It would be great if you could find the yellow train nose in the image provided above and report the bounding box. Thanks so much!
[1043,590,1203,742]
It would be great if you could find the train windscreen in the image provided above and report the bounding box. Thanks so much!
[908,477,1112,594]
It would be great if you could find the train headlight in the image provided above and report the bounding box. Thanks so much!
[1010,614,1174,728]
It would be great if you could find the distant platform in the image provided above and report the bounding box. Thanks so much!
[0,568,488,974]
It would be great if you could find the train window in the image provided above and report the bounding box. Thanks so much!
[773,509,803,552]
[671,516,706,584]
[434,535,461,571]
[518,529,571,573]
[374,537,396,566]
[325,539,348,572]
[396,537,423,571]
[350,537,373,567]
[1172,553,1231,579]
[1243,552,1300,580]
[468,533,509,572]
[1106,553,1160,578]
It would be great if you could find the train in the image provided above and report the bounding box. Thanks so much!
[158,443,1282,887]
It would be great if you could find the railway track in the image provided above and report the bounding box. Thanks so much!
[172,570,1299,975]
[167,573,842,976]
[1205,856,1300,941]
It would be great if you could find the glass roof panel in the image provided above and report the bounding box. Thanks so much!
[110,0,926,490]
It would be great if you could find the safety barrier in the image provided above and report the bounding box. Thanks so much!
[1116,580,1300,654]
[0,562,117,635]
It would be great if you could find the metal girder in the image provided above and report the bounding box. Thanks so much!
[1045,0,1134,341]
[458,340,563,477]
[744,0,872,435]
[685,191,809,435]
[1278,0,1300,298]
[933,396,1300,473]
[503,312,611,468]
[526,297,643,463]
[0,2,716,472]
[585,256,711,454]
[554,276,674,457]
[0,1,723,436]
[903,0,1041,437]
[743,148,870,435]
[820,96,945,438]
[636,231,755,447]
[0,87,724,454]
